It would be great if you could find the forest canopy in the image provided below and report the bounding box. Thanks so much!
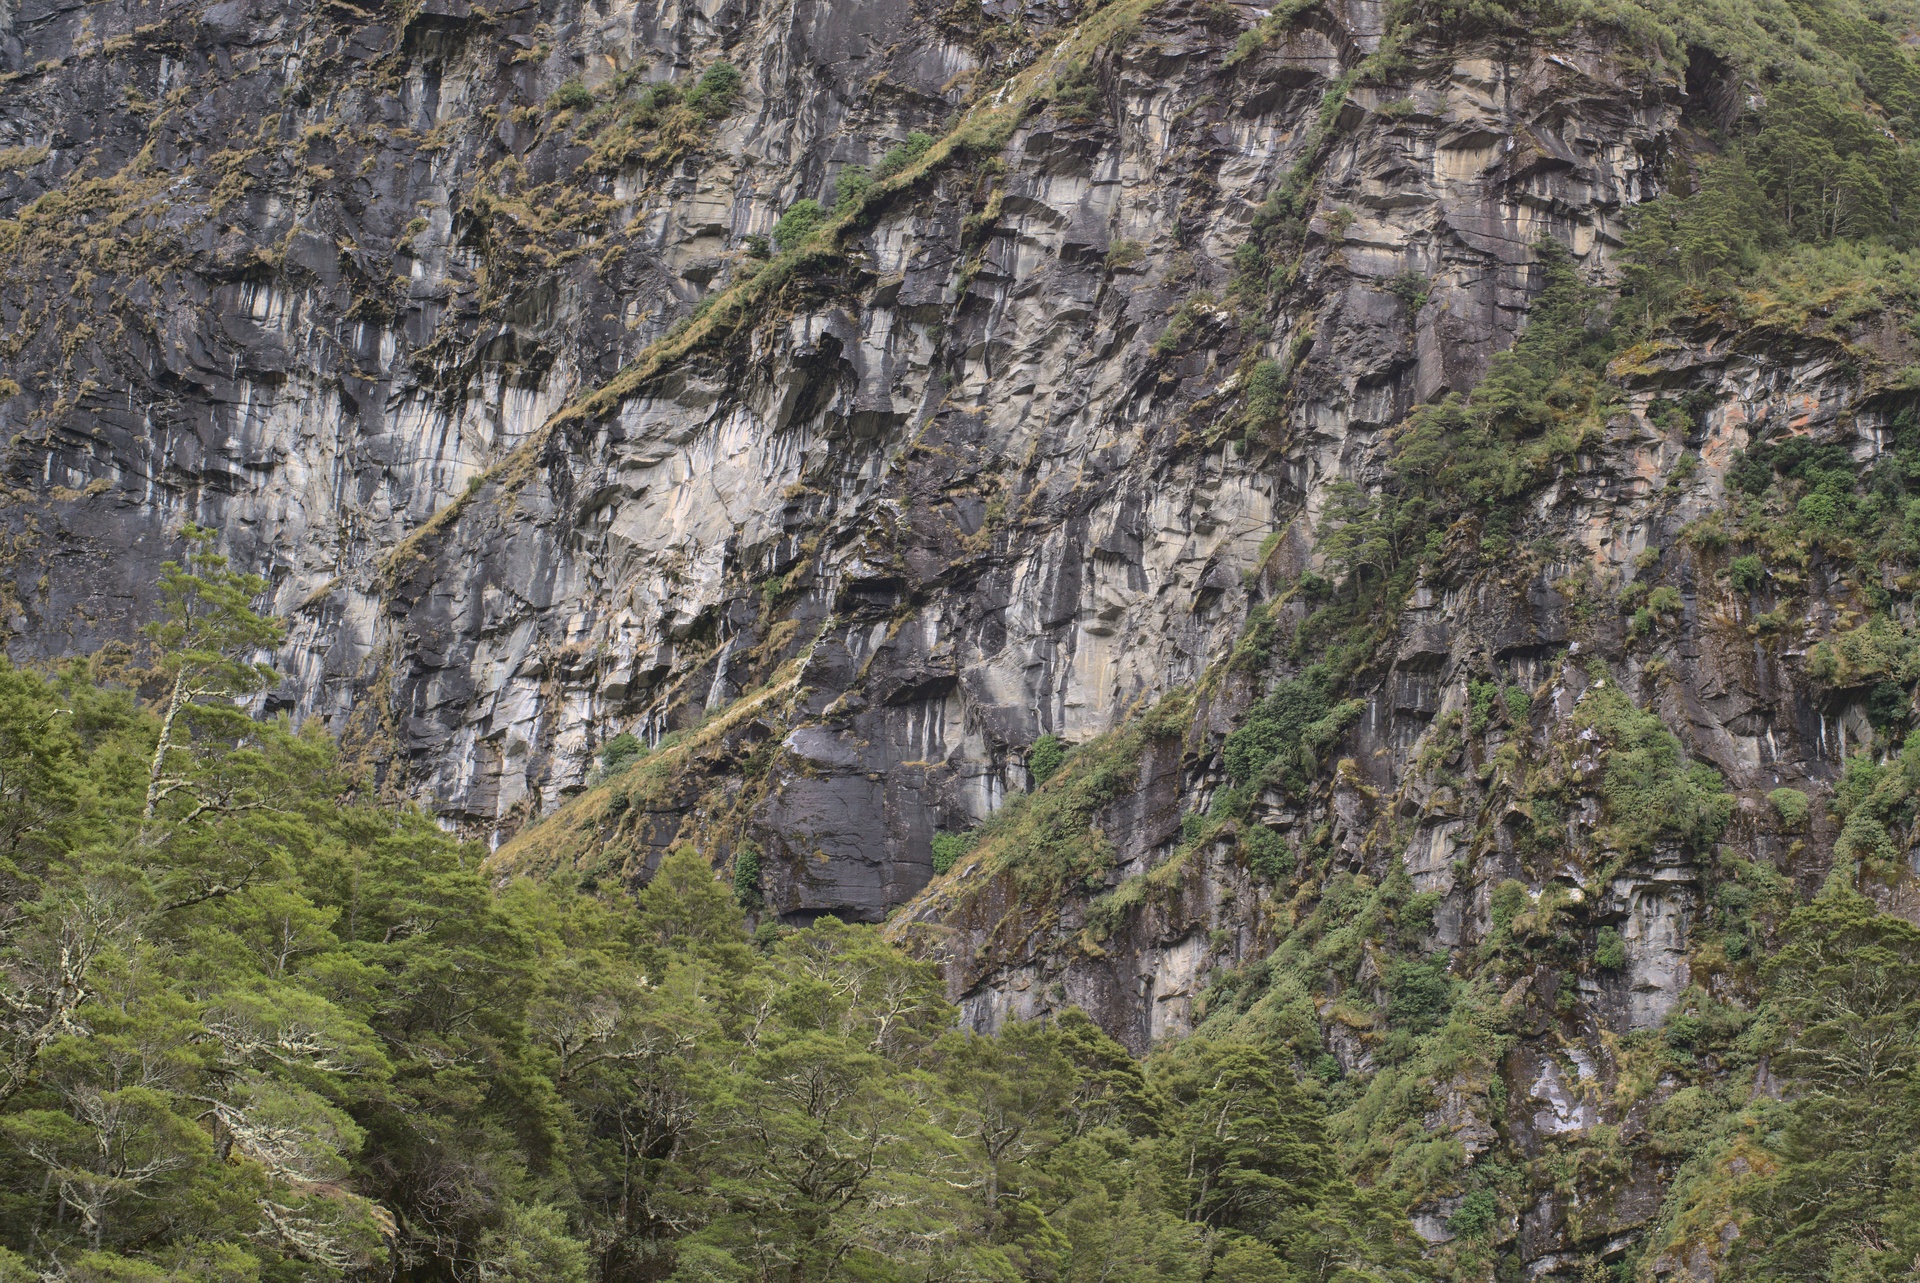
[0,531,1423,1281]
[0,533,1913,1283]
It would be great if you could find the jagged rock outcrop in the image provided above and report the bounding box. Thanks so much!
[4,0,1672,849]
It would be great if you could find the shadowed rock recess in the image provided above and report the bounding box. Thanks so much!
[8,0,1920,1270]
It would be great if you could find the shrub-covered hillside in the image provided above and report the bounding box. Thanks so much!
[0,540,1917,1281]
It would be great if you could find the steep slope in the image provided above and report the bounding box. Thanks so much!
[2,0,1667,857]
[7,0,1920,1275]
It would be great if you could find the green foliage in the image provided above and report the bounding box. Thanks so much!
[772,198,825,251]
[682,60,741,117]
[1196,854,1525,1241]
[1386,270,1429,311]
[1729,886,1920,1280]
[1809,612,1920,691]
[930,829,977,874]
[1244,358,1286,430]
[732,843,762,907]
[577,61,743,171]
[1768,787,1810,828]
[1313,480,1430,592]
[1594,926,1627,971]
[1448,1188,1499,1238]
[1469,679,1498,734]
[1728,553,1766,594]
[973,693,1191,896]
[1488,880,1530,937]
[1242,825,1294,882]
[1392,242,1616,535]
[547,76,594,112]
[1153,293,1215,355]
[1620,155,1772,323]
[1638,869,1920,1280]
[1823,734,1920,878]
[1044,59,1103,121]
[1224,0,1314,63]
[0,600,400,1276]
[599,730,645,775]
[1303,239,1619,645]
[1386,958,1453,1033]
[1610,0,1920,323]
[1728,404,1920,727]
[1222,669,1364,794]
[476,1203,592,1282]
[874,131,935,180]
[1750,82,1911,243]
[141,524,286,821]
[1572,684,1733,858]
[0,634,1419,1283]
[833,166,873,213]
[1150,1038,1335,1238]
[1028,732,1067,784]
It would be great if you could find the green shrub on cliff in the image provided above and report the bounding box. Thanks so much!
[1242,825,1295,882]
[599,730,645,774]
[1576,683,1733,858]
[1594,926,1627,971]
[1028,731,1067,783]
[930,828,977,873]
[732,843,762,906]
[874,131,935,179]
[547,76,594,112]
[1393,242,1616,527]
[682,60,742,117]
[1223,669,1364,796]
[772,198,825,250]
[1768,787,1811,827]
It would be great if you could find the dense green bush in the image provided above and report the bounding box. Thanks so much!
[682,60,741,117]
[600,730,645,774]
[833,166,873,212]
[1222,670,1363,794]
[1242,825,1294,882]
[1244,359,1286,430]
[1488,879,1531,939]
[1447,1189,1499,1238]
[1767,787,1810,827]
[930,829,977,873]
[732,843,762,906]
[548,76,594,111]
[1386,958,1453,1032]
[1594,926,1627,971]
[772,198,825,250]
[1028,732,1067,784]
[874,131,935,180]
[1575,685,1733,857]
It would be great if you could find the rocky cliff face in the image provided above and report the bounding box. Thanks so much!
[1,0,1669,840]
[5,0,1917,1272]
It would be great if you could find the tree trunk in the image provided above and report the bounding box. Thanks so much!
[143,670,189,821]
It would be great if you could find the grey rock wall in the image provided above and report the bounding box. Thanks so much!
[9,0,1919,1272]
[3,0,1669,854]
